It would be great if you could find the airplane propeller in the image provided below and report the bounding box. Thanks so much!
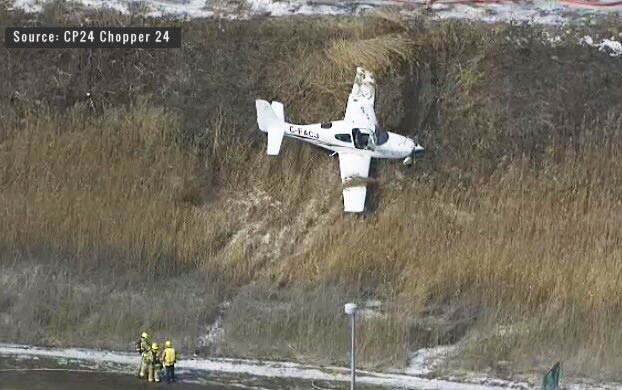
[403,152,414,166]
[402,135,417,166]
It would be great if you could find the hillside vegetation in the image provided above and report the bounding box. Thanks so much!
[1,3,622,382]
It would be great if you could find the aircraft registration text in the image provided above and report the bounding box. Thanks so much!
[289,126,319,139]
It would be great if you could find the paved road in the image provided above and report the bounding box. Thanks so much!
[0,369,235,390]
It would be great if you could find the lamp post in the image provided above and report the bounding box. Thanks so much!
[344,303,357,390]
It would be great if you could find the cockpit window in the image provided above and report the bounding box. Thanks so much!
[375,126,389,145]
[352,128,374,150]
[335,133,352,143]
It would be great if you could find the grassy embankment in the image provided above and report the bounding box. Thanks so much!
[1,3,622,381]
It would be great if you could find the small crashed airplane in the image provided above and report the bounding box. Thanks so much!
[255,67,424,213]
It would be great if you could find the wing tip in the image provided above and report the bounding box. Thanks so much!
[342,186,367,213]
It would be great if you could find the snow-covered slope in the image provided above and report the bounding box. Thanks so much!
[8,0,622,23]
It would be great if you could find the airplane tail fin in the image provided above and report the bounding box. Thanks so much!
[255,99,286,156]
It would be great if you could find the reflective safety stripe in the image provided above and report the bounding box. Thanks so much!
[163,348,176,365]
[140,339,151,353]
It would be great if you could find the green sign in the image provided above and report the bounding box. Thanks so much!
[542,362,561,390]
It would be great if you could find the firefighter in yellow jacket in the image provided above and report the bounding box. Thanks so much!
[161,340,177,383]
[148,342,162,383]
[136,331,151,378]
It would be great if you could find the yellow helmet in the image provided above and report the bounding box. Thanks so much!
[151,343,160,351]
[141,332,149,339]
[164,340,172,348]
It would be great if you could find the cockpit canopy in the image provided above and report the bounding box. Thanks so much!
[375,126,389,145]
[352,127,389,150]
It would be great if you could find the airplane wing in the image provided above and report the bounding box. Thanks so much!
[338,152,371,213]
[344,67,377,129]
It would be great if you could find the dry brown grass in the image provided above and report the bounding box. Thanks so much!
[0,102,225,276]
[368,8,413,33]
[276,32,417,123]
[327,35,415,75]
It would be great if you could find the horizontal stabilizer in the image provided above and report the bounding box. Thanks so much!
[267,126,285,155]
[271,101,285,122]
[256,99,286,155]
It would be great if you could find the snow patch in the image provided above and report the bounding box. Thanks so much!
[581,35,622,56]
[11,0,214,17]
[424,1,570,25]
[198,315,224,348]
[197,301,229,350]
[247,0,344,17]
[406,345,458,376]
[7,0,622,24]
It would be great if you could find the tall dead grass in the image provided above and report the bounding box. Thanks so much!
[277,31,417,123]
[326,35,415,76]
[0,102,231,277]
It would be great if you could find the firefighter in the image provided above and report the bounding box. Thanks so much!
[137,331,151,379]
[161,340,177,383]
[149,342,162,383]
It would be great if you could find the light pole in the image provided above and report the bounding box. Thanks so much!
[344,303,357,390]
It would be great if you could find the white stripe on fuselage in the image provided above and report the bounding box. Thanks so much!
[281,121,410,160]
[283,121,353,152]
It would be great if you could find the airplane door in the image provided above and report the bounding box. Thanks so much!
[352,128,374,150]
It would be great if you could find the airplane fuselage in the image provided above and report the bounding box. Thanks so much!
[261,120,418,160]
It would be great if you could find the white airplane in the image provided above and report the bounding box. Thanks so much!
[255,67,424,213]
